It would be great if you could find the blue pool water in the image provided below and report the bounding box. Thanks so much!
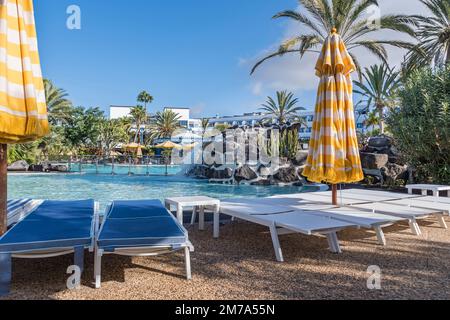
[7,173,306,211]
[69,163,182,175]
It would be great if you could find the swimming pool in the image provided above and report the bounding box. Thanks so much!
[7,173,307,211]
[68,163,183,175]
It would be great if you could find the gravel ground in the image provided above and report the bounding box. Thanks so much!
[1,216,449,300]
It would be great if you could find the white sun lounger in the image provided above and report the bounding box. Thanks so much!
[418,196,450,205]
[219,200,356,262]
[350,202,445,236]
[385,199,449,230]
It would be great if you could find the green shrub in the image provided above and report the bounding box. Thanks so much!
[386,67,450,184]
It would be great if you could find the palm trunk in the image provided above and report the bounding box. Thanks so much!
[378,104,385,134]
[0,144,7,235]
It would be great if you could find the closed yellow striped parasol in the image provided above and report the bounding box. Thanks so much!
[0,0,48,143]
[0,0,48,234]
[302,28,363,202]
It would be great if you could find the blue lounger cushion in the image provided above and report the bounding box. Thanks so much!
[0,200,95,253]
[107,200,171,219]
[98,200,187,250]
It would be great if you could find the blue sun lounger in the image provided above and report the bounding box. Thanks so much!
[94,200,194,288]
[7,199,44,228]
[0,200,99,296]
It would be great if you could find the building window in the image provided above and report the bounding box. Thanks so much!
[357,123,364,129]
[300,128,305,133]
[179,121,188,127]
[306,127,312,133]
[307,116,314,122]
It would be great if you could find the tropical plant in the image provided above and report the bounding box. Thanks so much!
[63,107,105,153]
[251,0,416,77]
[386,66,450,184]
[98,119,129,157]
[129,105,148,143]
[149,109,181,140]
[7,142,38,164]
[214,123,230,133]
[364,110,380,134]
[201,118,210,136]
[44,79,74,125]
[137,91,154,109]
[404,0,450,70]
[260,91,304,125]
[354,64,401,133]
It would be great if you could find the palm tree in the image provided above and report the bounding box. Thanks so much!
[129,105,148,144]
[149,109,181,140]
[260,91,304,125]
[365,110,380,133]
[251,0,415,76]
[44,79,73,125]
[354,64,401,134]
[404,0,450,70]
[137,91,154,109]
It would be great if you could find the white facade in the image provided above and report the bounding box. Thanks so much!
[109,106,133,120]
[164,107,202,133]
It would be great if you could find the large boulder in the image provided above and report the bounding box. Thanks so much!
[29,164,44,172]
[187,165,212,179]
[50,165,69,172]
[7,160,29,172]
[368,136,392,149]
[273,167,300,183]
[381,163,408,185]
[234,165,258,182]
[293,150,309,166]
[210,168,233,180]
[258,165,275,177]
[251,179,272,186]
[360,152,389,170]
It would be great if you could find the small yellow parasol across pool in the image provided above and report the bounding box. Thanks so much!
[154,141,182,149]
[302,28,364,204]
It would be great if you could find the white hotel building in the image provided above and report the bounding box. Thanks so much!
[109,106,366,141]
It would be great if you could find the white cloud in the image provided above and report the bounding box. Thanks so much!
[242,0,427,102]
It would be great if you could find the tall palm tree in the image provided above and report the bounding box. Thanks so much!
[260,91,304,125]
[354,64,401,134]
[404,0,450,70]
[251,0,415,76]
[137,91,154,109]
[129,105,148,144]
[149,109,181,140]
[43,79,73,125]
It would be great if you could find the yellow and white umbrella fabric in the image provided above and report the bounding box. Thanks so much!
[303,28,363,185]
[0,0,49,143]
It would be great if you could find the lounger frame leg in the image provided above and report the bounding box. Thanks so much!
[94,247,103,289]
[184,247,192,280]
[199,206,205,231]
[213,205,220,239]
[374,226,387,246]
[269,224,284,262]
[74,246,84,274]
[409,219,422,236]
[0,253,11,296]
[326,232,341,253]
[190,206,197,225]
[435,214,448,229]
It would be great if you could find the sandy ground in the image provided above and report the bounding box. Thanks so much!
[1,215,449,300]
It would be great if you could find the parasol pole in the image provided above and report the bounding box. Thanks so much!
[0,144,7,235]
[332,184,338,206]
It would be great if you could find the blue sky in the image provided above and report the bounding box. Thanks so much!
[34,0,309,118]
[34,0,421,118]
